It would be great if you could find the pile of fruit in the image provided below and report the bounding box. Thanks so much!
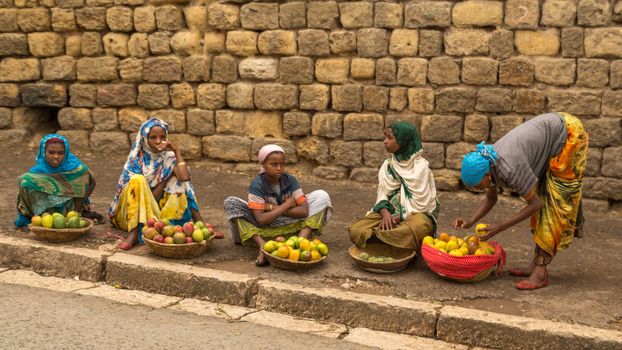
[263,236,329,262]
[357,253,396,263]
[422,224,496,257]
[31,211,88,229]
[142,218,215,244]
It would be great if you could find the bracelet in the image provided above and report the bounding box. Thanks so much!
[177,162,186,166]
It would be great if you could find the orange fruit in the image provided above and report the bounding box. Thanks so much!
[422,236,435,246]
[449,249,464,257]
[277,246,290,259]
[466,235,479,245]
[289,249,300,261]
[311,250,321,261]
[449,235,458,241]
[299,238,311,251]
[434,240,447,251]
[438,232,450,242]
[475,223,489,236]
[459,246,470,256]
[312,238,322,245]
[446,240,459,252]
[31,215,42,226]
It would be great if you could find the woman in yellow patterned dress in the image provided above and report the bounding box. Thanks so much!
[454,112,588,290]
[109,117,203,250]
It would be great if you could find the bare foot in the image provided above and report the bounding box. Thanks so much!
[118,230,138,250]
[515,266,549,290]
[508,264,534,277]
[255,250,269,266]
[298,226,312,239]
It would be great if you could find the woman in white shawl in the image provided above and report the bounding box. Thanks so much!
[348,121,439,251]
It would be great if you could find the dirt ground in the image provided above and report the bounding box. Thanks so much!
[2,148,621,331]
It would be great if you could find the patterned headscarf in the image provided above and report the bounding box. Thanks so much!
[461,142,498,187]
[109,117,192,216]
[29,134,86,174]
[389,121,423,162]
[257,144,285,174]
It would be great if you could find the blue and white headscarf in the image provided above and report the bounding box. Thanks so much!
[461,142,498,187]
[108,117,195,216]
[30,134,85,174]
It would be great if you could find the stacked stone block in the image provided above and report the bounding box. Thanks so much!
[0,0,621,204]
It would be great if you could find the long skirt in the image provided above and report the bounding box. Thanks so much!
[110,174,198,242]
[348,212,433,251]
[531,112,589,256]
[15,186,80,227]
[223,190,333,245]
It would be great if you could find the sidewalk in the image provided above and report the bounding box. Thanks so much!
[1,150,621,349]
[0,236,621,350]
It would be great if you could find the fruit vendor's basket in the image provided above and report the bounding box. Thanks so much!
[143,235,215,259]
[349,243,416,273]
[421,241,506,282]
[29,218,94,243]
[262,249,327,270]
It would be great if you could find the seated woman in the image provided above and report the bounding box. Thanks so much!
[224,144,332,266]
[16,134,96,227]
[348,121,439,252]
[109,117,202,250]
[454,112,588,290]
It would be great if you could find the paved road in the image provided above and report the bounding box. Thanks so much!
[0,283,374,350]
[2,150,622,331]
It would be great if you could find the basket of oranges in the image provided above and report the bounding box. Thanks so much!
[421,229,506,283]
[261,236,329,270]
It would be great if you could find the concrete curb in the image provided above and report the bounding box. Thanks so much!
[437,305,622,350]
[105,253,258,306]
[1,235,622,350]
[0,236,109,281]
[343,327,469,350]
[255,280,439,337]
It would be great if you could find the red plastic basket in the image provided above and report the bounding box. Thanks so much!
[421,241,506,282]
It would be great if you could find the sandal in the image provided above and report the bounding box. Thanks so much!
[508,268,531,277]
[255,252,269,267]
[515,279,549,290]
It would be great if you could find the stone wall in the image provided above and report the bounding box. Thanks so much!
[0,0,621,203]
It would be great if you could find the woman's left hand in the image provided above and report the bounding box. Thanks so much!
[156,140,177,152]
[477,223,502,241]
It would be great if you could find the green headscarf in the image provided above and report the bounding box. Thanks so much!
[389,121,423,162]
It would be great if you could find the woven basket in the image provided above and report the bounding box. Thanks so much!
[421,242,505,283]
[29,218,94,243]
[143,235,214,259]
[262,248,326,270]
[349,243,417,273]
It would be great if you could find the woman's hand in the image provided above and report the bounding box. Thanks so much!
[156,140,178,152]
[477,223,502,241]
[453,217,473,229]
[379,210,394,231]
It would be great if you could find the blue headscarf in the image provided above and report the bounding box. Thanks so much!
[461,142,498,187]
[29,134,85,174]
